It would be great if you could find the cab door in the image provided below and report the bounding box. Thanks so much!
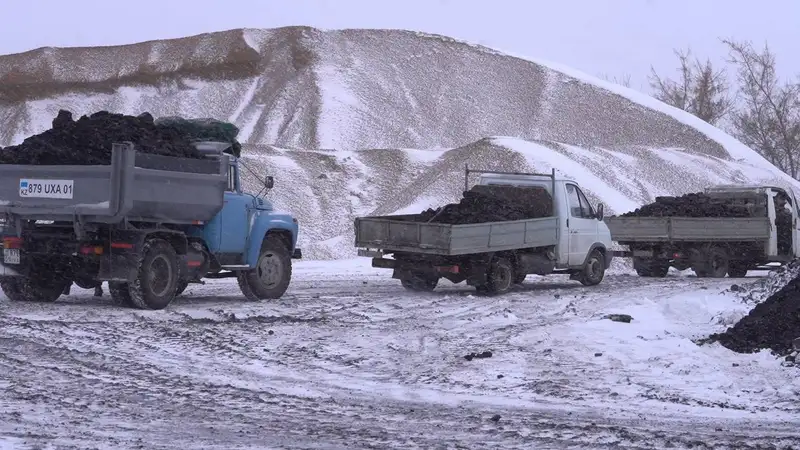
[565,183,598,266]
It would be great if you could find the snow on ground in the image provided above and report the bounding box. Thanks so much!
[1,260,798,449]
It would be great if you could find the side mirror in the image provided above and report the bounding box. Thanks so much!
[264,175,274,189]
[596,203,605,221]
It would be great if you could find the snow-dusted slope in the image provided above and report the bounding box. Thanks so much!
[1,26,797,259]
[0,26,742,157]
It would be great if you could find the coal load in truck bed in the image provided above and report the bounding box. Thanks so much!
[0,110,243,166]
[707,276,800,355]
[620,192,751,218]
[418,185,553,225]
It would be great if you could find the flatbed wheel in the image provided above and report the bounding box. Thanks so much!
[727,264,748,278]
[477,257,514,295]
[400,274,439,292]
[578,249,606,286]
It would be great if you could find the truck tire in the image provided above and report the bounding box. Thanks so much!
[727,264,749,278]
[175,279,189,296]
[237,235,292,301]
[127,239,180,310]
[109,281,136,307]
[0,277,67,303]
[401,274,439,292]
[477,257,514,295]
[697,246,729,279]
[633,258,669,278]
[578,250,606,286]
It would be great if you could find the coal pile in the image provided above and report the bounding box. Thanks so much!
[708,276,800,355]
[0,110,243,166]
[418,185,553,225]
[620,192,751,218]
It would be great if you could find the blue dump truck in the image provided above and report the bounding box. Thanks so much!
[0,141,301,310]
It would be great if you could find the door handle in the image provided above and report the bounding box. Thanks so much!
[570,230,578,234]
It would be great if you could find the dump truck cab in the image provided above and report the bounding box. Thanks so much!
[476,171,614,271]
[193,153,301,269]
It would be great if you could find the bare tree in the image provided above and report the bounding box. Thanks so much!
[599,72,632,88]
[648,48,734,125]
[722,39,800,178]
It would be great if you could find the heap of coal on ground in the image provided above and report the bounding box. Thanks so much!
[408,184,555,225]
[0,110,242,166]
[707,262,800,358]
[618,192,751,218]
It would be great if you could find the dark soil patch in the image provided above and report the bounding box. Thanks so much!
[0,110,241,166]
[708,275,800,355]
[619,192,751,218]
[417,185,553,225]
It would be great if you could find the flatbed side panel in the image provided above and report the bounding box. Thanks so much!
[607,217,670,242]
[449,217,558,255]
[129,167,226,223]
[354,217,452,253]
[670,217,771,241]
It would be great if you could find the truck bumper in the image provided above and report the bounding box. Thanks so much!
[292,248,302,259]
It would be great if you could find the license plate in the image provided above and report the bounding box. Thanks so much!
[3,248,20,265]
[19,178,74,199]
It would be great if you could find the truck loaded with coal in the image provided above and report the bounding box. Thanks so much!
[354,166,614,293]
[607,184,799,278]
[0,110,301,310]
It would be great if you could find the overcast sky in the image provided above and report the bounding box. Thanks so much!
[2,0,797,91]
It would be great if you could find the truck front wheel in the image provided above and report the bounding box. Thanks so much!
[128,239,180,310]
[0,277,68,303]
[237,236,292,301]
[578,250,606,286]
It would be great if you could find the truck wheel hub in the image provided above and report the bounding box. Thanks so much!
[148,255,173,297]
[258,252,282,287]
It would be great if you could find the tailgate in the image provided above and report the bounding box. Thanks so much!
[0,161,117,218]
[354,216,452,254]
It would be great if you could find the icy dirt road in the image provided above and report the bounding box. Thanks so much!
[1,260,799,450]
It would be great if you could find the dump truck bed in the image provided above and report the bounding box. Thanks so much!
[606,216,771,242]
[0,143,227,224]
[354,214,559,256]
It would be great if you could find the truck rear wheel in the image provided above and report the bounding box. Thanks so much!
[695,246,729,279]
[0,277,68,303]
[477,257,514,295]
[633,258,669,278]
[175,279,189,296]
[578,250,606,286]
[237,235,292,301]
[109,281,135,307]
[727,264,749,278]
[127,239,180,310]
[400,274,439,292]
